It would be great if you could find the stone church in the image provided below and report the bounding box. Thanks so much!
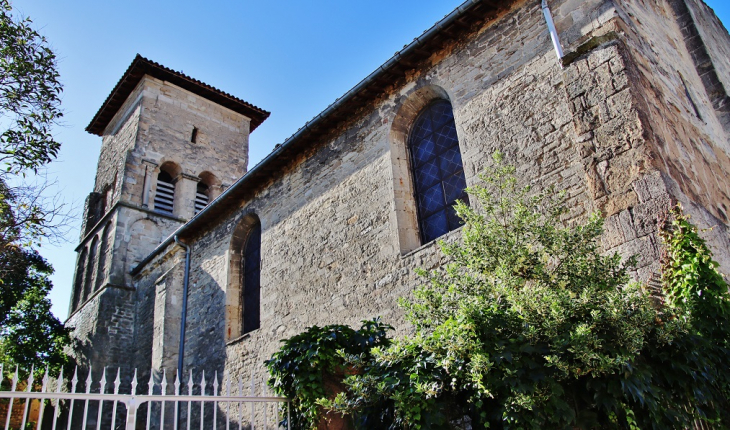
[66,0,730,387]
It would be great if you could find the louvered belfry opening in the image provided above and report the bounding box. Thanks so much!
[155,171,175,215]
[195,182,210,214]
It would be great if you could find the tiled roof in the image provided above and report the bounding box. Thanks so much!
[86,55,270,136]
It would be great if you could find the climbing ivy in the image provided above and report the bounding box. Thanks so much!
[265,319,392,430]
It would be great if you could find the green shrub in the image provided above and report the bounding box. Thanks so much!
[269,154,730,429]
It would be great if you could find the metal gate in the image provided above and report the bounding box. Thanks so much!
[0,364,290,430]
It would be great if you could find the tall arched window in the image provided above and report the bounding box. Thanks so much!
[409,100,468,244]
[242,221,261,334]
[155,171,175,215]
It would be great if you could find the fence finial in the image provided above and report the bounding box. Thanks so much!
[131,368,138,395]
[161,368,168,395]
[114,368,121,394]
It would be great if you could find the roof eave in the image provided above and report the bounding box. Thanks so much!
[86,55,270,136]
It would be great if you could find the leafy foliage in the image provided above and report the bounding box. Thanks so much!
[0,0,62,175]
[268,155,730,429]
[0,245,69,374]
[265,319,392,430]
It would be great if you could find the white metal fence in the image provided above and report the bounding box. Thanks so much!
[0,364,290,430]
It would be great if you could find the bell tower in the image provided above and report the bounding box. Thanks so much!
[66,55,269,370]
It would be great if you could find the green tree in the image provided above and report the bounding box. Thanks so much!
[0,0,62,175]
[0,245,69,373]
[0,0,69,375]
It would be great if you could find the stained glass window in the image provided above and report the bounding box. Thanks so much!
[242,221,261,334]
[409,100,468,244]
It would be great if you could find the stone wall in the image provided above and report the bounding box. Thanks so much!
[132,0,686,389]
[612,0,730,273]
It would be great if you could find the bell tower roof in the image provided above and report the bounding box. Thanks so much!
[86,54,270,136]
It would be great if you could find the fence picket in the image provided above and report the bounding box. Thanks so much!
[95,368,106,430]
[213,372,219,430]
[5,366,18,430]
[161,370,168,428]
[262,384,267,429]
[126,369,139,430]
[187,371,193,430]
[111,368,121,430]
[35,367,49,430]
[51,367,62,430]
[174,370,181,430]
[199,371,206,430]
[249,373,255,430]
[81,366,91,430]
[146,370,154,430]
[65,367,78,430]
[225,371,231,430]
[19,366,33,430]
[238,377,243,430]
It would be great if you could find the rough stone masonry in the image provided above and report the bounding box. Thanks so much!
[65,0,730,425]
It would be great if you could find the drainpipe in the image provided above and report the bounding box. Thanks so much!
[174,235,191,379]
[541,0,565,66]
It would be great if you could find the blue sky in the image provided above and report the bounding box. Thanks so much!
[10,1,730,319]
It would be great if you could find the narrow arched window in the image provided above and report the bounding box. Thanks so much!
[195,182,209,214]
[155,171,175,215]
[72,247,87,311]
[83,236,99,302]
[242,221,261,334]
[95,223,110,292]
[409,100,468,244]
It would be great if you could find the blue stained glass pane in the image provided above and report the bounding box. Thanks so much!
[245,269,260,288]
[446,205,464,231]
[440,147,463,176]
[414,159,440,190]
[443,173,467,203]
[433,123,459,153]
[411,134,436,166]
[411,116,433,142]
[245,249,260,271]
[423,211,449,243]
[418,183,444,217]
[430,101,454,129]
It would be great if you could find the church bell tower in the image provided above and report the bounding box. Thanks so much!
[66,55,269,370]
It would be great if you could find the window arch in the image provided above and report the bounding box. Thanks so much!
[408,100,468,244]
[196,171,220,215]
[226,213,262,341]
